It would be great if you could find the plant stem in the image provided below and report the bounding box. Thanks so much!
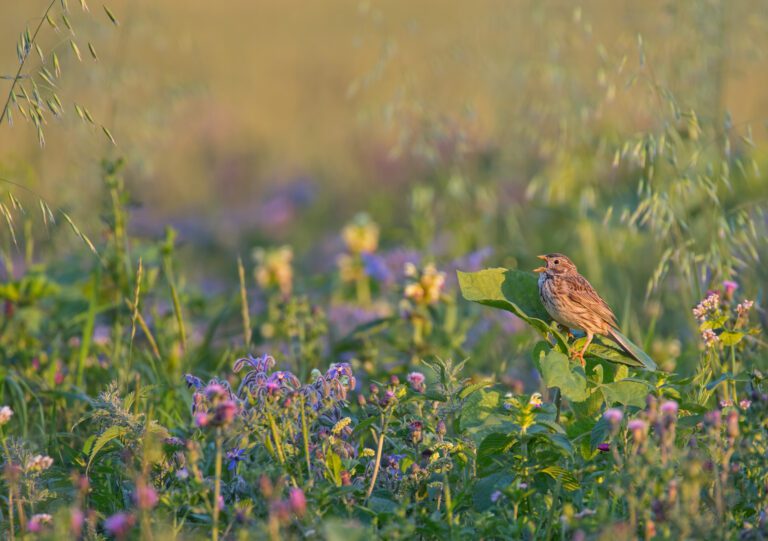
[365,412,389,501]
[1,431,14,541]
[212,429,223,541]
[300,397,312,484]
[266,410,286,464]
[0,0,57,126]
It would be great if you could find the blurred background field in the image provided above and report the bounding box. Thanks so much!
[2,0,768,242]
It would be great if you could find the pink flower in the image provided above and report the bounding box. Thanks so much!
[205,383,227,401]
[212,400,238,426]
[660,400,679,417]
[722,280,738,298]
[27,513,52,533]
[194,412,210,428]
[628,419,648,442]
[407,372,426,392]
[288,488,306,516]
[70,509,85,536]
[104,512,135,538]
[603,408,623,426]
[134,481,158,510]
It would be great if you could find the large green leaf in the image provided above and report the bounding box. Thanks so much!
[457,268,567,350]
[538,350,589,402]
[598,379,652,408]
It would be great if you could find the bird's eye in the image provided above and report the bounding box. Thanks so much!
[554,259,560,265]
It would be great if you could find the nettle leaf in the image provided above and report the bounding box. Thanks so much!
[478,432,516,463]
[87,425,129,472]
[460,388,515,442]
[539,465,580,491]
[538,350,589,402]
[598,379,652,408]
[473,472,515,511]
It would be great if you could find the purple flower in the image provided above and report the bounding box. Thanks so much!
[185,374,204,389]
[227,448,246,471]
[597,443,610,452]
[490,490,502,503]
[362,253,393,283]
[104,512,135,539]
[603,408,623,425]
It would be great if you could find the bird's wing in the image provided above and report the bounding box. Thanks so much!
[563,274,619,328]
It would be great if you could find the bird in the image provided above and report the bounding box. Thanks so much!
[533,253,642,366]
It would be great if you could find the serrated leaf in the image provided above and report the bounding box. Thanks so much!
[87,425,128,471]
[539,465,580,491]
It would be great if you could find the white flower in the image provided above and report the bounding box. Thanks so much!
[0,406,13,426]
[26,454,54,472]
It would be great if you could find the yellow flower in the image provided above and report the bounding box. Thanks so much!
[332,417,352,435]
[361,448,376,458]
[404,263,446,305]
[342,213,379,254]
[253,246,293,295]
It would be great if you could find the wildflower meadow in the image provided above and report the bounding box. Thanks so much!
[0,1,767,540]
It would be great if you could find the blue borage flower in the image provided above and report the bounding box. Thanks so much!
[226,448,246,471]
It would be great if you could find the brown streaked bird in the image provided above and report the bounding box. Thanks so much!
[533,253,639,366]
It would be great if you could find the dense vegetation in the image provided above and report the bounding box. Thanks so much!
[1,1,767,540]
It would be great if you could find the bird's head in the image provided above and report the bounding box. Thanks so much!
[533,253,578,276]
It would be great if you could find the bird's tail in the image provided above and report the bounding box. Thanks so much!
[607,327,657,371]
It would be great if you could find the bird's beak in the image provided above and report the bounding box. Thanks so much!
[533,255,547,272]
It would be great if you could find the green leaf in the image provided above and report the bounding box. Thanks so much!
[599,379,651,408]
[473,472,514,511]
[719,331,744,347]
[590,417,611,450]
[87,425,129,472]
[460,388,514,442]
[539,465,580,491]
[478,432,516,463]
[458,268,568,351]
[539,350,589,402]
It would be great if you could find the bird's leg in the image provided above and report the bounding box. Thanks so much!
[570,331,593,367]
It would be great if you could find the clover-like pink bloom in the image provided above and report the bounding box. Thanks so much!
[289,488,306,516]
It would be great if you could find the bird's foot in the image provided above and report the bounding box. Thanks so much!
[569,349,586,367]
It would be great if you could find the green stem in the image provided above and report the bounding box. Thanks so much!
[266,410,286,464]
[0,0,57,126]
[300,397,312,483]
[212,429,222,541]
[1,431,14,541]
[365,412,389,501]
